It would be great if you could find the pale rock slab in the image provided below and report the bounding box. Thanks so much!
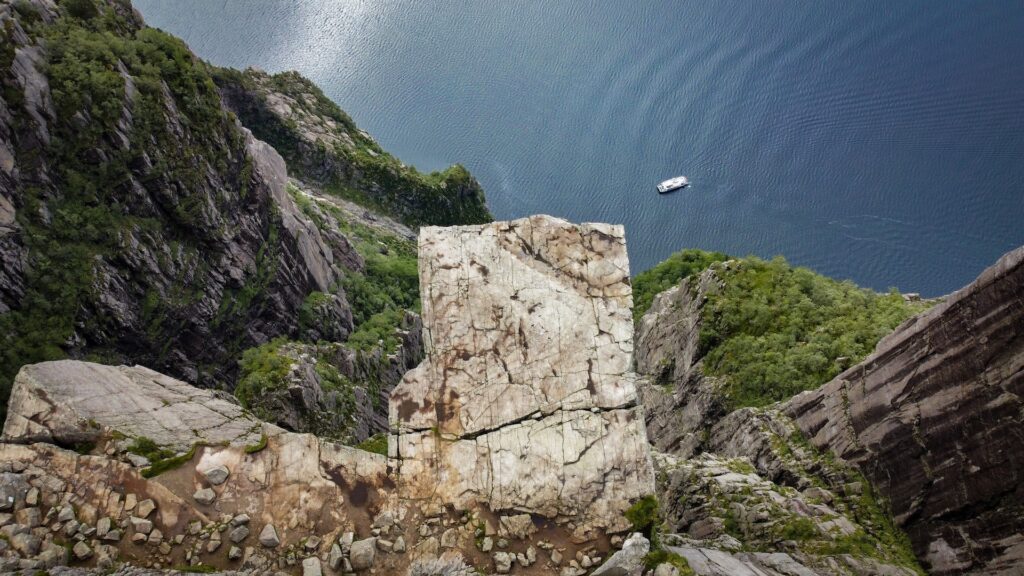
[390,215,654,533]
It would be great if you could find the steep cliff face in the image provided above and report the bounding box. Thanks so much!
[784,246,1024,575]
[390,215,655,537]
[0,0,358,411]
[635,260,930,575]
[0,216,657,575]
[0,0,458,435]
[214,68,492,227]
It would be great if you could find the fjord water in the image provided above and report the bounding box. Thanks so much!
[134,1,1024,296]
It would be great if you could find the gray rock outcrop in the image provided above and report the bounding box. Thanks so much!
[2,361,271,451]
[635,268,730,457]
[0,0,358,396]
[784,245,1024,575]
[389,215,655,535]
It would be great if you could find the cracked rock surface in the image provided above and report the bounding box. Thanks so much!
[2,361,273,451]
[784,245,1024,575]
[389,215,654,534]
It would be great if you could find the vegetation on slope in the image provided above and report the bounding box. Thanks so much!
[632,249,730,322]
[635,249,932,408]
[212,67,492,226]
[288,185,420,353]
[700,256,932,406]
[0,0,252,420]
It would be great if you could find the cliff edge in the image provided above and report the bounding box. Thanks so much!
[784,246,1024,575]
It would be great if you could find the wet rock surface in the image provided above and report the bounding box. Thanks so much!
[785,246,1024,575]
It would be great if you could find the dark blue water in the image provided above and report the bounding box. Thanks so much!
[133,0,1024,296]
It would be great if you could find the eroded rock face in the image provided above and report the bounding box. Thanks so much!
[0,0,357,391]
[390,215,655,534]
[635,268,730,458]
[784,245,1024,575]
[243,313,423,443]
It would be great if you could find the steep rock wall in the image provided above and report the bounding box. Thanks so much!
[784,246,1024,575]
[389,215,655,537]
[0,0,356,400]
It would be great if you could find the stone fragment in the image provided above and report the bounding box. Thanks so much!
[159,542,171,555]
[103,529,122,542]
[130,516,153,534]
[440,527,458,548]
[72,541,93,560]
[37,542,68,568]
[229,524,250,543]
[25,487,39,507]
[207,539,221,553]
[192,488,216,505]
[305,535,321,550]
[327,543,343,569]
[259,524,280,547]
[653,564,679,576]
[149,528,163,544]
[498,514,536,540]
[131,532,147,544]
[11,532,41,556]
[349,538,376,570]
[228,545,242,560]
[232,513,250,526]
[136,499,156,518]
[377,539,393,552]
[201,465,230,486]
[56,504,75,523]
[15,507,40,528]
[63,519,79,537]
[591,532,649,576]
[393,535,406,553]
[125,454,150,468]
[551,549,563,565]
[302,556,322,576]
[124,493,137,511]
[96,516,111,537]
[493,551,513,574]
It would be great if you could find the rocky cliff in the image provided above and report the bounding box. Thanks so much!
[390,215,655,537]
[0,216,656,575]
[214,68,492,227]
[0,0,358,399]
[636,267,925,576]
[0,0,475,435]
[784,246,1024,575]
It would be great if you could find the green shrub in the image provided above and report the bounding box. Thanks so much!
[127,436,175,462]
[141,443,198,478]
[643,549,694,574]
[779,517,819,541]
[698,256,932,407]
[346,308,406,353]
[233,338,291,408]
[632,249,730,322]
[625,495,661,541]
[355,433,388,455]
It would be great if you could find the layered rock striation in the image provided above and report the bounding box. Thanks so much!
[389,215,655,536]
[784,246,1024,575]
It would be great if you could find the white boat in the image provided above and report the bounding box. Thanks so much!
[657,175,689,194]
